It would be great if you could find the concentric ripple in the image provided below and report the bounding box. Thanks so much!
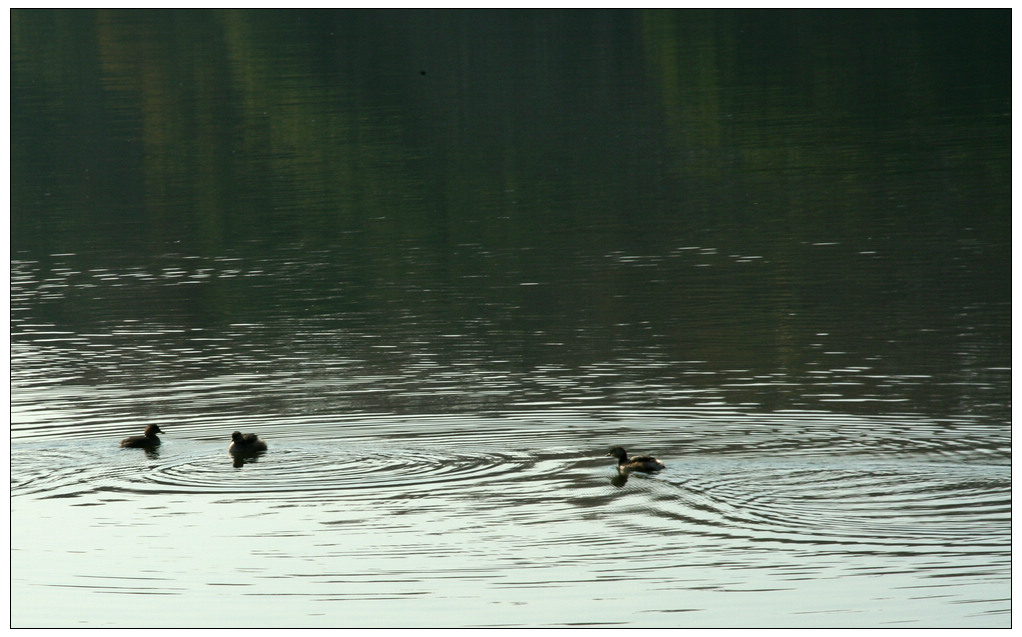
[140,446,536,497]
[614,458,1010,556]
[10,411,1010,563]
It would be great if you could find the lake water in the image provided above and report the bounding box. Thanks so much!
[10,10,1011,628]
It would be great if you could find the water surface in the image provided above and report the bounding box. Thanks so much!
[10,9,1010,628]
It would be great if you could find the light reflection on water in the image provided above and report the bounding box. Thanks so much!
[12,247,1009,424]
[10,249,1010,626]
[11,403,1009,627]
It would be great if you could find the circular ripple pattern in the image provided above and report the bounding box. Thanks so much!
[139,446,537,497]
[11,411,1010,563]
[10,443,158,500]
[616,459,1010,556]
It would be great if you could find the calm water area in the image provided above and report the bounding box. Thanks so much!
[10,10,1011,628]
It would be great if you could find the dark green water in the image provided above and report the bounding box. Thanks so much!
[11,10,1010,628]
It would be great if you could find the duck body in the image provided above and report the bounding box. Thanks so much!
[229,431,268,455]
[608,446,665,473]
[121,425,164,448]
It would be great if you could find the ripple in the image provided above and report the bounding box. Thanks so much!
[140,446,536,497]
[10,409,1010,568]
[613,458,1010,557]
[10,419,544,501]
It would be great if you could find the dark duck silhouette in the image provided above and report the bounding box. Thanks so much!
[229,431,268,455]
[608,446,665,473]
[120,425,164,449]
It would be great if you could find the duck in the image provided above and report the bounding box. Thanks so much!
[229,431,268,455]
[608,446,665,473]
[120,424,164,448]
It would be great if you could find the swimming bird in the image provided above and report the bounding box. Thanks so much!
[229,431,268,455]
[120,424,164,449]
[608,446,665,473]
